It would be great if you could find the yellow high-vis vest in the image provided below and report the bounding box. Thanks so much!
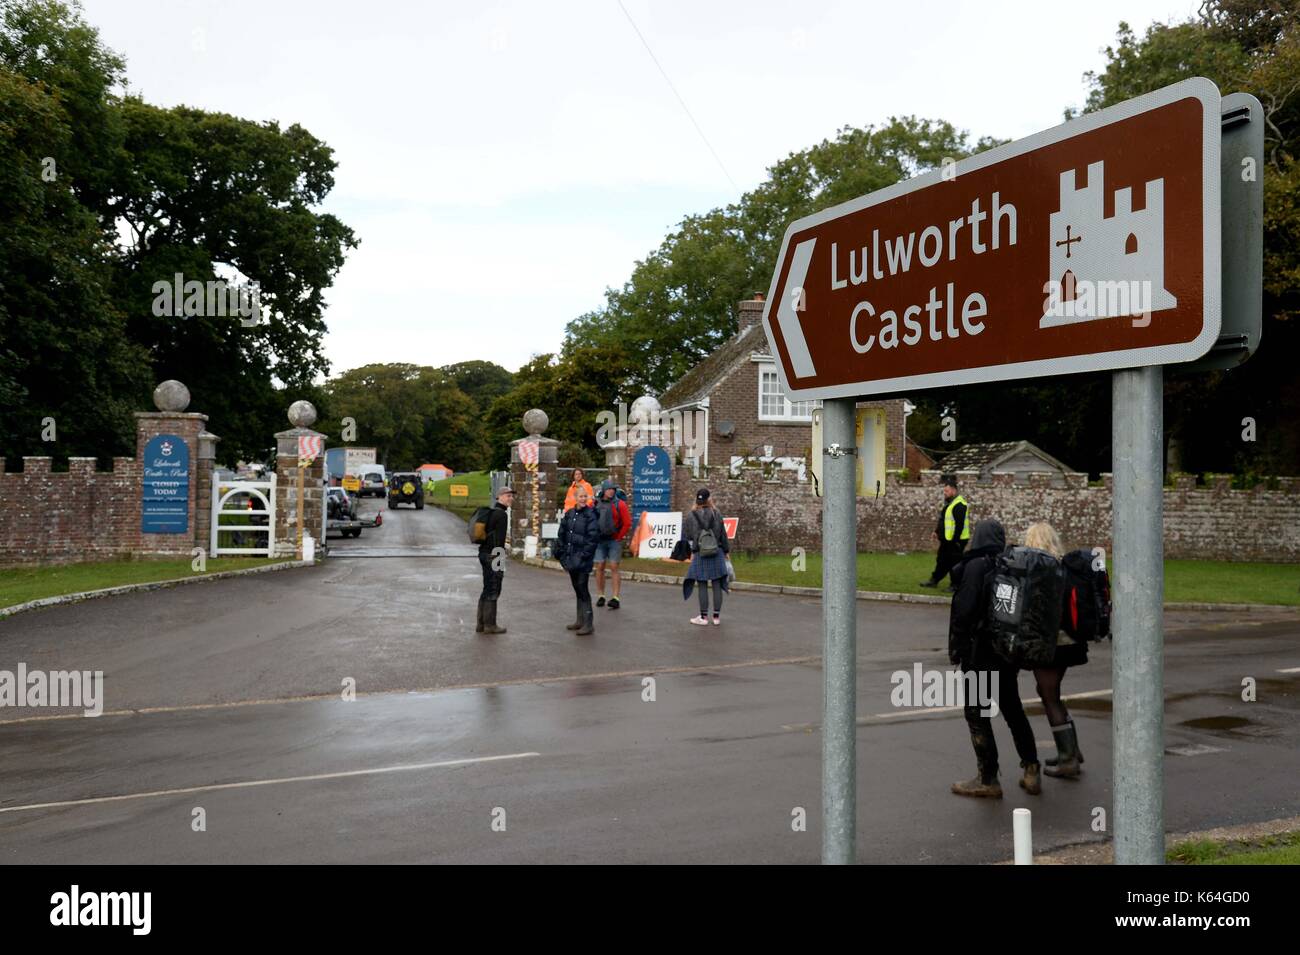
[944,495,970,542]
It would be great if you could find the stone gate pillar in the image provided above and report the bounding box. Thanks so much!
[273,400,326,558]
[135,380,208,558]
[508,408,559,551]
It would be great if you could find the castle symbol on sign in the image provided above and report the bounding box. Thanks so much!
[1040,160,1177,328]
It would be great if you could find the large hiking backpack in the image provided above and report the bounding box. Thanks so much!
[986,546,1064,667]
[468,506,494,544]
[597,499,618,538]
[1061,548,1113,641]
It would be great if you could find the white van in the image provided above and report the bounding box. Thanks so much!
[358,465,387,497]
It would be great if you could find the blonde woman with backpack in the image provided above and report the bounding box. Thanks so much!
[1024,521,1088,778]
[683,488,730,626]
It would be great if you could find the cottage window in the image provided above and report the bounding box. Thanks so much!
[759,368,814,421]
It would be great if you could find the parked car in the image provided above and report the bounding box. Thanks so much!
[358,465,387,498]
[327,487,363,538]
[387,471,425,509]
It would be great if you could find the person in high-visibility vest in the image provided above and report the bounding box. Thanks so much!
[921,475,970,591]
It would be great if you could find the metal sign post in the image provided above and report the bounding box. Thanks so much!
[1111,366,1166,863]
[821,398,858,864]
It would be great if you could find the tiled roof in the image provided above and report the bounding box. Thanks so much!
[659,324,769,409]
[938,440,1074,473]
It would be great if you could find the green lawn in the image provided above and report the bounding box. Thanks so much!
[1169,831,1300,865]
[621,551,1300,605]
[0,556,292,610]
[426,470,492,521]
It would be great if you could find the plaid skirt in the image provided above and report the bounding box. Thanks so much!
[686,551,729,581]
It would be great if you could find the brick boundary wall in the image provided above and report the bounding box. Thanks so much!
[0,456,143,565]
[668,465,1300,562]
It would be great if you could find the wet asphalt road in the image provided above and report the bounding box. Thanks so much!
[1,499,1297,863]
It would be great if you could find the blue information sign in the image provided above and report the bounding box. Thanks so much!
[142,434,190,534]
[631,445,673,534]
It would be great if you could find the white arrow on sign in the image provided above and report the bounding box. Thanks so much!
[775,238,818,379]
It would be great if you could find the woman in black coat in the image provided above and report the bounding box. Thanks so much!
[556,487,601,635]
[948,518,1040,798]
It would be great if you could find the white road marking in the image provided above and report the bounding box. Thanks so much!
[0,752,540,815]
[1277,667,1300,673]
[1166,743,1228,757]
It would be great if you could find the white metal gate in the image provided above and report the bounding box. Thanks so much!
[211,475,276,557]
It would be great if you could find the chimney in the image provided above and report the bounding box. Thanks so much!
[737,292,765,334]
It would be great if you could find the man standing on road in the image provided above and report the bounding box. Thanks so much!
[593,479,631,610]
[921,475,969,591]
[477,486,513,635]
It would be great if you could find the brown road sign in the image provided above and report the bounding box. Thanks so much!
[762,78,1222,400]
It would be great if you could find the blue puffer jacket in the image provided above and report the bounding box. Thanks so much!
[557,504,601,574]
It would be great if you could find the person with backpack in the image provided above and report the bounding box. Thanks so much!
[683,488,730,626]
[593,480,631,610]
[555,486,601,635]
[921,475,969,591]
[473,486,513,635]
[947,518,1040,798]
[1025,521,1100,779]
[563,467,594,513]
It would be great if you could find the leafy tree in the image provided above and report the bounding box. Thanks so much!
[1080,3,1300,475]
[565,118,998,396]
[0,0,357,464]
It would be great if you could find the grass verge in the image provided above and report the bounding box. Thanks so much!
[621,551,1300,605]
[0,556,293,610]
[1168,830,1300,864]
[425,471,492,522]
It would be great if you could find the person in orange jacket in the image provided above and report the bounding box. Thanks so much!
[563,467,594,513]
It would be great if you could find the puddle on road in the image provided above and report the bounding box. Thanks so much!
[1180,715,1255,731]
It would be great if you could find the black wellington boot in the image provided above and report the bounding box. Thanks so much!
[475,597,485,633]
[1044,721,1082,778]
[482,600,507,635]
[566,597,583,630]
[575,600,594,635]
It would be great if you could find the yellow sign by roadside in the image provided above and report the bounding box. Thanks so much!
[342,476,361,492]
[450,484,469,497]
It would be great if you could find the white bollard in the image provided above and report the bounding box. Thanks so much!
[1013,807,1033,864]
[302,535,315,562]
[524,534,538,559]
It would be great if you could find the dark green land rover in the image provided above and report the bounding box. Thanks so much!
[387,471,425,509]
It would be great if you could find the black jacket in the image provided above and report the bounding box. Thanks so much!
[556,504,601,574]
[947,519,1007,667]
[948,546,1001,667]
[478,502,509,554]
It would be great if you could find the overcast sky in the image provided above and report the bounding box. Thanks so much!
[81,0,1200,376]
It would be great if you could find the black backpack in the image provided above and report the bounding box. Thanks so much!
[986,546,1064,668]
[597,499,618,538]
[468,506,494,544]
[1061,548,1113,641]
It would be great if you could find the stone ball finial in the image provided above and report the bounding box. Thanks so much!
[287,400,318,428]
[522,408,548,436]
[629,394,661,425]
[153,380,191,412]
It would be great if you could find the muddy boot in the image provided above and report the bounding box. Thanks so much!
[1044,721,1082,778]
[475,597,485,633]
[482,600,507,635]
[953,728,1002,797]
[565,598,583,630]
[951,773,1003,798]
[575,600,594,635]
[1019,760,1042,795]
[1045,741,1084,767]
